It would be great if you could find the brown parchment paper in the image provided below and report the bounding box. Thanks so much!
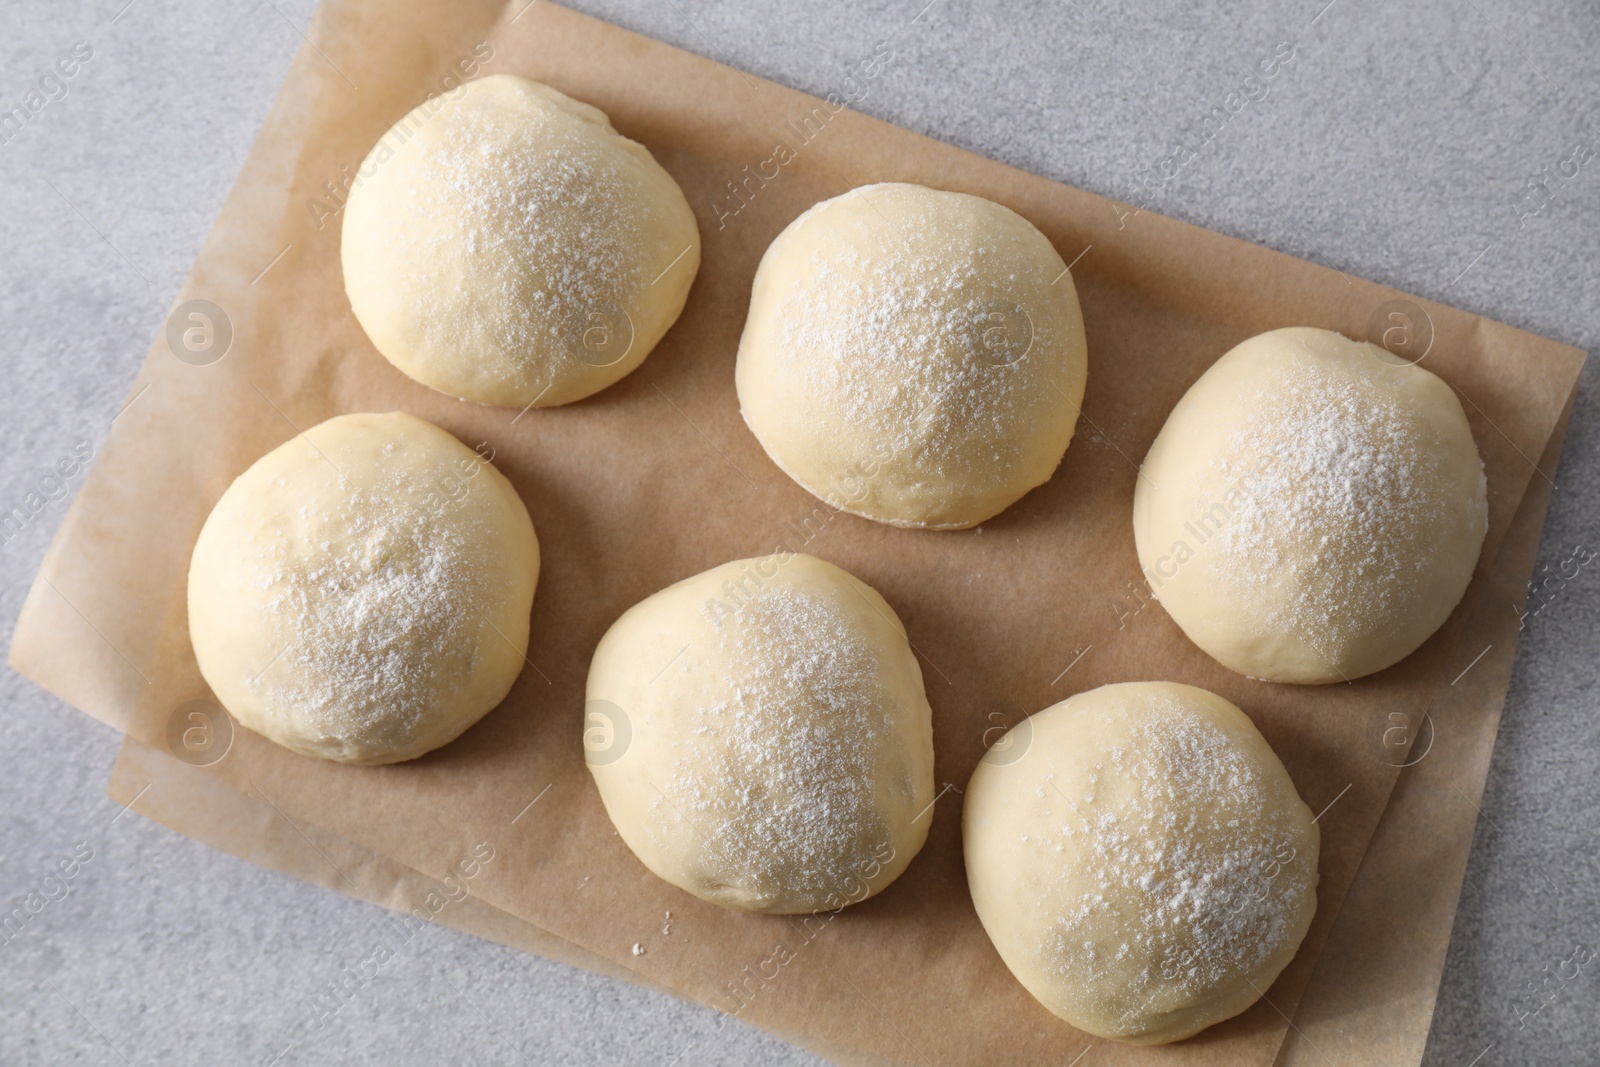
[98,393,1570,1067]
[7,0,1586,1063]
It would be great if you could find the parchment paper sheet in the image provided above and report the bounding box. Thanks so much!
[8,0,1586,1063]
[100,395,1569,1067]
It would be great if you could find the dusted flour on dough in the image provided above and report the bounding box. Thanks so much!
[1037,699,1308,1024]
[964,682,1319,1044]
[253,462,484,747]
[1211,359,1475,668]
[397,98,642,382]
[737,183,1089,529]
[1133,327,1487,683]
[188,412,539,764]
[343,75,700,408]
[586,553,935,914]
[773,227,1046,481]
[662,582,894,901]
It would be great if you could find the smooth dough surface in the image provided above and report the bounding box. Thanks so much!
[585,553,935,914]
[1133,327,1487,684]
[736,182,1089,530]
[342,74,700,409]
[964,682,1319,1044]
[188,412,539,764]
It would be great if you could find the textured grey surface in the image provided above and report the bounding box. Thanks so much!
[1,0,1596,1063]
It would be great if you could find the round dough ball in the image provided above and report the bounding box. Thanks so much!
[342,74,701,409]
[964,681,1319,1044]
[585,553,935,913]
[188,412,539,764]
[736,182,1089,530]
[1133,327,1487,684]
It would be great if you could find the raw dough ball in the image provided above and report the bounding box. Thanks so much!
[964,681,1319,1044]
[585,553,935,913]
[736,182,1089,530]
[342,74,701,409]
[1133,327,1487,684]
[188,412,539,764]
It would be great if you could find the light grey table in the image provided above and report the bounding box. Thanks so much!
[2,0,1596,1063]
